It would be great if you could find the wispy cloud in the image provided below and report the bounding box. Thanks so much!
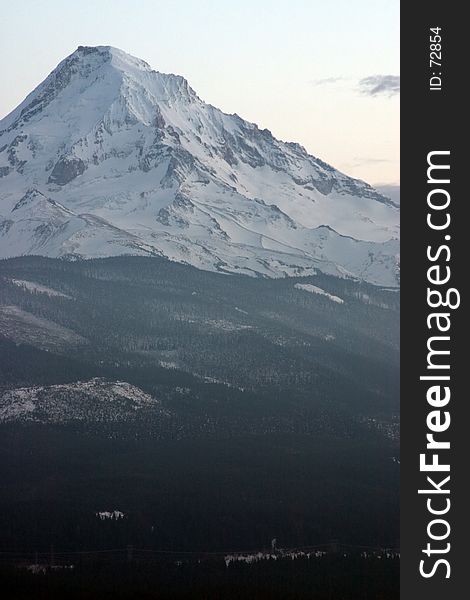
[309,74,400,98]
[347,157,394,169]
[359,75,400,97]
[339,157,397,178]
[310,76,345,86]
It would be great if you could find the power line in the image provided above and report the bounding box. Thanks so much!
[0,542,400,559]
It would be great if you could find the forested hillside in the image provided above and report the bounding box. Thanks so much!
[0,256,399,585]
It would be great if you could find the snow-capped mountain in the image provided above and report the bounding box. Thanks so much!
[0,46,399,286]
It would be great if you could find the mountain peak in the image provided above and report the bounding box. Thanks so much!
[0,46,193,135]
[72,45,153,73]
[0,47,399,286]
[68,45,194,100]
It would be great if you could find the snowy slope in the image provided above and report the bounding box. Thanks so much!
[0,46,399,286]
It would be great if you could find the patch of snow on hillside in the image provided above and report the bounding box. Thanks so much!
[96,510,126,520]
[294,283,344,304]
[0,394,36,420]
[11,279,71,298]
[0,378,168,423]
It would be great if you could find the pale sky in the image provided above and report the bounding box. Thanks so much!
[0,0,399,185]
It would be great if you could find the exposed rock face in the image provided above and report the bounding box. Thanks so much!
[48,156,87,185]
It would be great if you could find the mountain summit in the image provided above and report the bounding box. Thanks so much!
[0,46,399,285]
